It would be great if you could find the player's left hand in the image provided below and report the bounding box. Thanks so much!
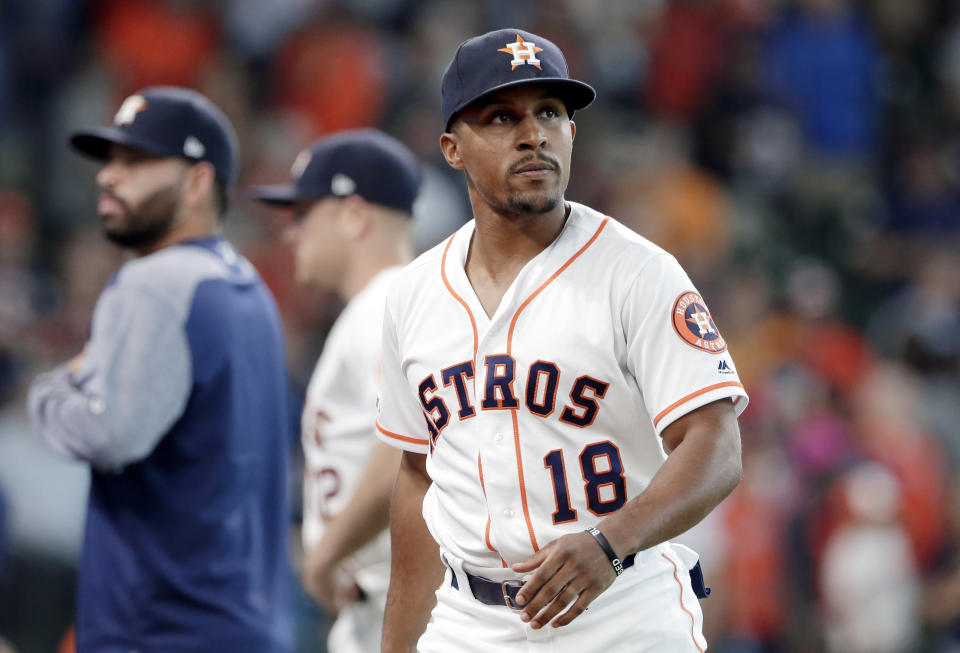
[510,530,618,629]
[67,344,88,375]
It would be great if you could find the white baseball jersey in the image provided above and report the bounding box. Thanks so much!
[376,202,748,571]
[301,267,400,592]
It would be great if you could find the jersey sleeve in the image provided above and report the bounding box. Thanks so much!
[28,282,191,471]
[622,253,748,435]
[375,298,431,453]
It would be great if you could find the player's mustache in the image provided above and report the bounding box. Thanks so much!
[509,154,560,174]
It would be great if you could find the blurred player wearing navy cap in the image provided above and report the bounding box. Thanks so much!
[28,87,294,652]
[377,29,748,651]
[251,128,422,653]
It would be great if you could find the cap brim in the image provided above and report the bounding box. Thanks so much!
[446,78,596,131]
[69,127,174,161]
[248,184,320,207]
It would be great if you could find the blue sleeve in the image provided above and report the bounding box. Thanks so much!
[27,283,192,471]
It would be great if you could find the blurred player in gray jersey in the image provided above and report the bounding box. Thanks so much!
[252,128,422,653]
[28,86,293,652]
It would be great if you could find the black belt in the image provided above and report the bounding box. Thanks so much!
[450,556,709,609]
[450,553,638,610]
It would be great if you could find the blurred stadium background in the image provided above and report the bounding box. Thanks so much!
[1,0,959,651]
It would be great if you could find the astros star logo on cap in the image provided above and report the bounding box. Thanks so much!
[113,95,147,126]
[497,34,543,70]
[290,149,312,181]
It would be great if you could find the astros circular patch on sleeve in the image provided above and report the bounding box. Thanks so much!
[672,291,727,353]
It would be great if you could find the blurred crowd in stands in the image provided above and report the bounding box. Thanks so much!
[1,0,959,651]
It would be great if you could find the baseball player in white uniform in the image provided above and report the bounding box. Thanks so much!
[251,129,422,653]
[376,29,748,652]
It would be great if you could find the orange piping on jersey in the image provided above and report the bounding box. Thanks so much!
[505,216,611,553]
[477,454,508,567]
[662,552,705,653]
[506,217,610,352]
[509,408,539,551]
[376,421,429,447]
[652,381,744,429]
[440,234,478,361]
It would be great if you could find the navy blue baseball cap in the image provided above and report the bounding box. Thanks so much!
[441,28,596,132]
[249,128,422,215]
[70,86,240,187]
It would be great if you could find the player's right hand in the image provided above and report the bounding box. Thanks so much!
[302,547,359,614]
[510,530,618,630]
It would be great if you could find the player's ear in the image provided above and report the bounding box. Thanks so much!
[183,160,216,213]
[570,120,576,141]
[340,194,371,240]
[439,132,464,170]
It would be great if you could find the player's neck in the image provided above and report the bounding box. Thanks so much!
[132,210,219,257]
[339,237,413,301]
[466,203,569,318]
[469,202,569,276]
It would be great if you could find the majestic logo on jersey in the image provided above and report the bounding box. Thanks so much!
[498,34,544,70]
[717,359,735,375]
[113,95,147,126]
[672,291,727,353]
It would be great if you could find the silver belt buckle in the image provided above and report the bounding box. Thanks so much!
[501,579,524,610]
